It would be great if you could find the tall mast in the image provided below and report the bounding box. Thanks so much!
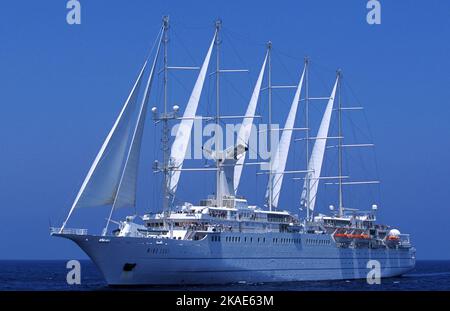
[215,19,222,207]
[304,57,310,221]
[162,15,170,218]
[337,70,344,217]
[267,41,273,212]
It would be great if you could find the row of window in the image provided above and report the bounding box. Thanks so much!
[306,238,331,246]
[211,236,304,244]
[147,248,169,254]
[225,236,267,243]
[211,236,332,246]
[272,238,301,244]
[211,236,221,242]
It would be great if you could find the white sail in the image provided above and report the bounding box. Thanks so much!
[301,77,339,213]
[233,53,268,194]
[112,36,162,209]
[266,67,305,208]
[60,61,148,231]
[167,32,216,195]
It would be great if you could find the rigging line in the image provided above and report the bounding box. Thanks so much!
[341,79,382,203]
[171,28,200,67]
[308,59,338,77]
[194,75,215,122]
[342,78,375,142]
[309,65,336,99]
[152,122,158,212]
[221,30,248,66]
[338,83,372,142]
[221,25,267,48]
[342,150,374,185]
[341,106,372,143]
[344,116,370,142]
[345,104,373,181]
[348,117,369,180]
[170,20,210,30]
[221,30,254,98]
[205,72,212,120]
[221,30,253,85]
[168,70,193,94]
[221,73,251,103]
[271,49,298,85]
[144,26,164,63]
[274,48,309,64]
[272,88,292,110]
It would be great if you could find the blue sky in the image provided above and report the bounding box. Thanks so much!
[0,1,449,259]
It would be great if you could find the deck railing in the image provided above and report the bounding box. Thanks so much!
[50,227,88,235]
[397,234,411,247]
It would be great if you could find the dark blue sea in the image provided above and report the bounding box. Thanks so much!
[0,260,449,291]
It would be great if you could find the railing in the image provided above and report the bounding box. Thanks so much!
[50,227,88,235]
[398,234,411,247]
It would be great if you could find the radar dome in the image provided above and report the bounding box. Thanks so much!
[388,229,401,237]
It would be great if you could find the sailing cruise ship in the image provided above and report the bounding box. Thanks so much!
[52,17,415,285]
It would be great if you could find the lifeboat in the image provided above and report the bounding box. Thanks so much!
[354,234,370,239]
[337,233,370,239]
[334,233,348,238]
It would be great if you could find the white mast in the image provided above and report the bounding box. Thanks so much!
[337,70,344,217]
[304,57,310,220]
[266,67,305,208]
[267,41,273,211]
[215,19,222,207]
[162,16,170,217]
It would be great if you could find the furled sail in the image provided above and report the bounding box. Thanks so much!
[300,77,339,213]
[167,32,217,196]
[233,53,268,194]
[265,67,305,208]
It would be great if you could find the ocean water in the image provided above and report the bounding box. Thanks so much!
[0,260,449,291]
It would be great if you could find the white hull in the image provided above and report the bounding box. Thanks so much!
[58,233,415,285]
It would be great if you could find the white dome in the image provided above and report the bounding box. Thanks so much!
[388,229,401,237]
